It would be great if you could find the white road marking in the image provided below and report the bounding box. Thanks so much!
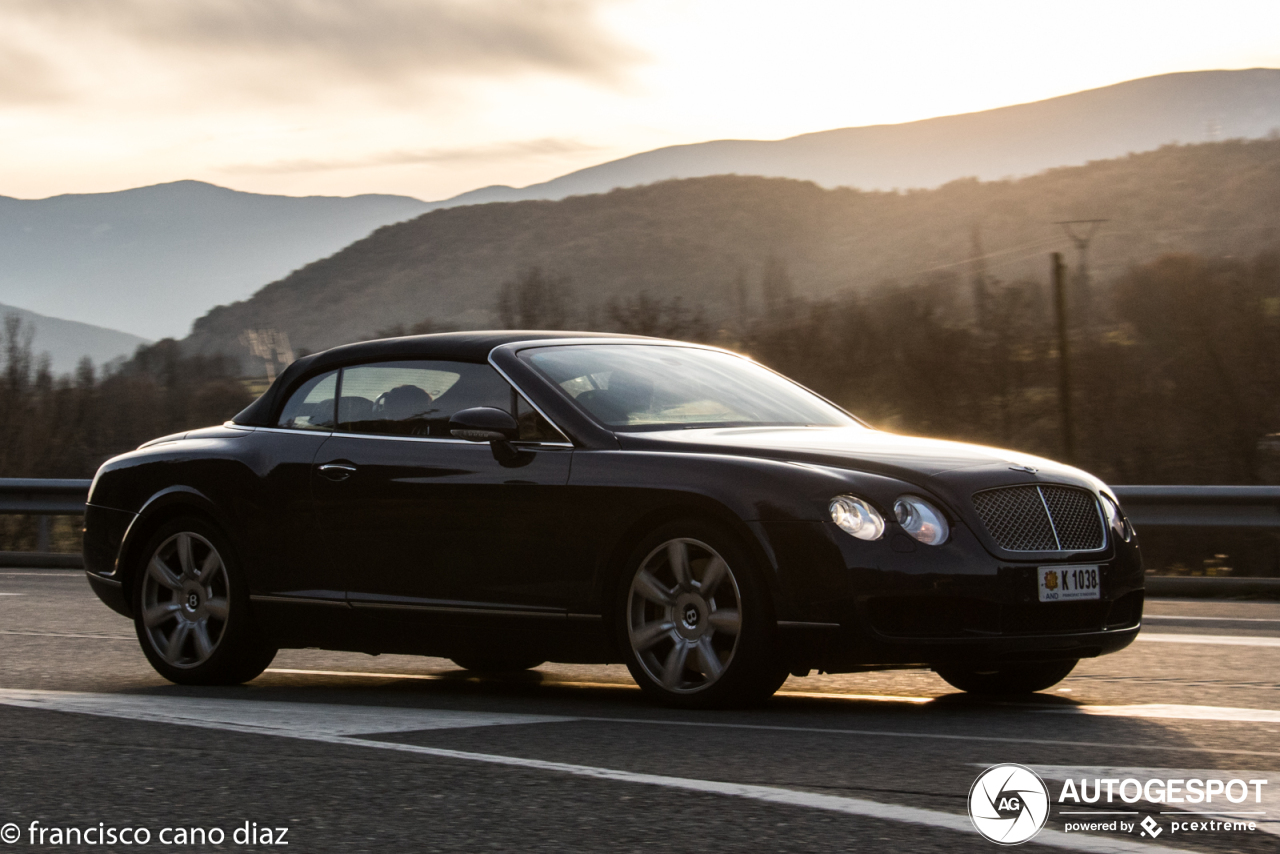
[0,629,133,640]
[1046,704,1280,724]
[0,689,1187,854]
[0,571,81,576]
[1146,614,1280,623]
[1136,633,1280,647]
[1031,765,1279,837]
[262,667,1280,755]
[0,689,571,736]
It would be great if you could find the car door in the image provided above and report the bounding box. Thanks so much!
[243,368,358,647]
[312,359,576,619]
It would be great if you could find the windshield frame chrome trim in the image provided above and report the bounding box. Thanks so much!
[486,353,575,446]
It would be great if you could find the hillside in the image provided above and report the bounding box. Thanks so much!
[0,303,149,375]
[185,137,1280,362]
[0,181,429,340]
[8,71,1275,346]
[427,69,1280,208]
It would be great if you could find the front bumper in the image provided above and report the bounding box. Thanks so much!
[756,519,1144,672]
[82,503,137,618]
[86,572,131,618]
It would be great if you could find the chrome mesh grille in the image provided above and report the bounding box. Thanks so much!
[971,486,1057,551]
[972,485,1104,552]
[1040,486,1106,550]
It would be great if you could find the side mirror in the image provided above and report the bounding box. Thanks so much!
[449,407,519,442]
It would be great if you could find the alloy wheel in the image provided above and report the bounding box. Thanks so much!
[140,531,230,669]
[627,537,743,694]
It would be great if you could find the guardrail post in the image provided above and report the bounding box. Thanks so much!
[36,516,50,554]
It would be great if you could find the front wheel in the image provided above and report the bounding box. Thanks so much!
[616,521,787,709]
[132,516,277,685]
[933,660,1078,695]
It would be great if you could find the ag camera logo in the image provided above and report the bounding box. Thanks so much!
[969,764,1050,844]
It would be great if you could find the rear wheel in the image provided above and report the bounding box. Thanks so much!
[933,660,1078,695]
[132,516,276,685]
[616,520,787,709]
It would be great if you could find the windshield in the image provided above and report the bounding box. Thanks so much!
[524,344,860,431]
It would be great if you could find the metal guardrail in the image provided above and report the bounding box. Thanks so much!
[0,478,91,568]
[2,480,1280,593]
[0,478,92,514]
[1112,485,1280,528]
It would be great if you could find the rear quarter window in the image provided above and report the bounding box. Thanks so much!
[276,371,338,430]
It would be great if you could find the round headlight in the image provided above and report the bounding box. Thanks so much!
[893,495,950,546]
[1100,493,1132,542]
[829,495,885,541]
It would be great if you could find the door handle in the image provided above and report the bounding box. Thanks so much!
[318,463,357,482]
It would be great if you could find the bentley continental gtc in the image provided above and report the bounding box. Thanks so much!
[83,332,1142,707]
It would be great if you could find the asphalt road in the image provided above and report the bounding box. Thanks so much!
[2,569,1279,853]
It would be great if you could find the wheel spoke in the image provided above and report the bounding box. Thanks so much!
[698,556,727,600]
[631,620,676,651]
[694,637,724,681]
[709,608,741,635]
[197,549,221,584]
[143,602,181,627]
[176,533,195,577]
[148,557,183,592]
[667,541,692,591]
[165,621,191,663]
[204,597,229,620]
[634,570,674,606]
[660,639,690,688]
[192,621,214,661]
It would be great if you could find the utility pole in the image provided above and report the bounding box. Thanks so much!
[1054,219,1107,327]
[1052,252,1075,463]
[970,223,989,329]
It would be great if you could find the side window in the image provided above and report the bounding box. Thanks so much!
[276,371,338,430]
[337,360,512,437]
[515,393,565,442]
[335,359,570,442]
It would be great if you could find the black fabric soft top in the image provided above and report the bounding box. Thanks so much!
[231,330,639,427]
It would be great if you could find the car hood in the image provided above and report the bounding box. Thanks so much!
[616,426,1102,492]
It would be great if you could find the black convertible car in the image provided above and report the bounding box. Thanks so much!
[84,332,1142,707]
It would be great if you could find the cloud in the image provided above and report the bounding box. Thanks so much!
[0,44,70,105]
[0,0,645,104]
[220,137,602,174]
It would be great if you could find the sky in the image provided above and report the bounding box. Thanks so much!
[3,0,1280,202]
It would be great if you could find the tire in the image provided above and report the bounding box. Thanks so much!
[615,519,787,709]
[934,660,1078,695]
[450,657,545,673]
[131,516,277,686]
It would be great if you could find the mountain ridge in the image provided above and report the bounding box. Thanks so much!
[6,69,1279,345]
[0,302,150,375]
[0,180,430,340]
[424,69,1280,208]
[183,137,1280,365]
